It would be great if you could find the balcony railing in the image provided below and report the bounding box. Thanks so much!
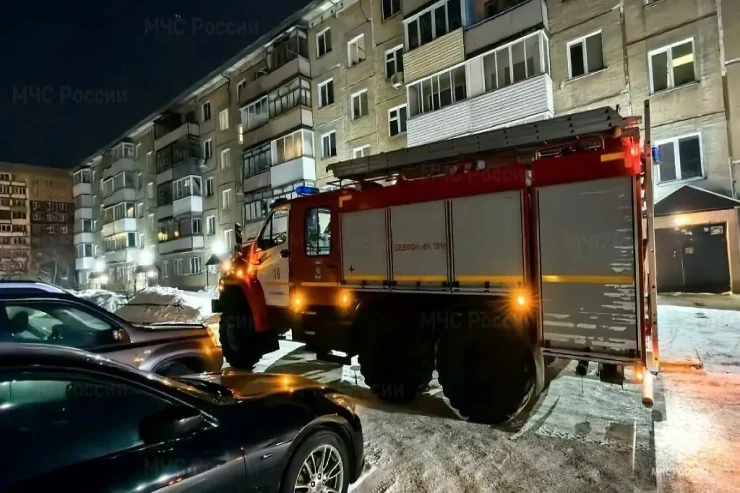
[464,0,548,56]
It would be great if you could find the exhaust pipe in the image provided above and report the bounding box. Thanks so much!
[642,370,654,408]
[575,360,589,376]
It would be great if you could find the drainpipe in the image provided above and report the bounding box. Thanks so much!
[715,0,736,198]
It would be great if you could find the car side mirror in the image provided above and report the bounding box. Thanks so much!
[139,406,206,444]
[112,328,130,343]
[280,249,289,259]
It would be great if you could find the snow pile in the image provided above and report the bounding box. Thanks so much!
[71,289,128,313]
[658,304,740,373]
[115,286,217,324]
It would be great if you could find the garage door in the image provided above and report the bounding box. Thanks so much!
[656,223,730,293]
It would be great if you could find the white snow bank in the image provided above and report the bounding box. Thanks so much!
[115,286,217,324]
[658,304,740,373]
[70,289,128,313]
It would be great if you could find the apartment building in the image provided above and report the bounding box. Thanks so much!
[548,0,740,293]
[0,162,74,286]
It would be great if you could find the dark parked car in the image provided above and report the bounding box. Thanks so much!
[0,343,364,493]
[0,281,223,376]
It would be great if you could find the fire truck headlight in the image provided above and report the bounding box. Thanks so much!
[292,294,304,313]
[220,260,232,273]
[338,289,353,308]
[509,288,531,312]
[234,268,244,279]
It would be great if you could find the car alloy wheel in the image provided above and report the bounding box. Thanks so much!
[294,444,344,493]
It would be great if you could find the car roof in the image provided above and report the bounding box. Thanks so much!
[0,343,109,368]
[0,281,71,297]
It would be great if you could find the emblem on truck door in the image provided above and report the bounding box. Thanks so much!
[315,265,322,279]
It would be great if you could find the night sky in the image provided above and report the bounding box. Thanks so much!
[0,0,313,169]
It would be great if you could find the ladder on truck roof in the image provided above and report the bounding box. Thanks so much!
[328,106,640,182]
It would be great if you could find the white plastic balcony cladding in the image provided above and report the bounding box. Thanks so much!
[105,248,138,264]
[407,73,554,147]
[75,257,95,271]
[243,171,272,193]
[73,183,91,196]
[271,157,317,188]
[74,208,93,220]
[101,218,137,238]
[73,232,95,244]
[158,236,205,255]
[173,196,203,217]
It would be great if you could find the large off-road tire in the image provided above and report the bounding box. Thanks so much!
[218,288,263,370]
[437,312,537,424]
[279,430,351,493]
[357,303,435,402]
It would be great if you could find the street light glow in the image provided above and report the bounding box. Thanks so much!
[94,259,106,273]
[212,241,227,255]
[138,250,154,266]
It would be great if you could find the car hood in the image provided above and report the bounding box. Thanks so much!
[126,322,207,343]
[183,370,329,400]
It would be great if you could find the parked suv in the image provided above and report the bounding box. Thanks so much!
[0,281,223,376]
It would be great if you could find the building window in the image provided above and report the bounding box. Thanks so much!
[322,131,337,159]
[348,34,366,67]
[81,219,93,232]
[388,105,408,136]
[148,213,155,231]
[656,134,703,183]
[203,139,213,161]
[205,177,214,197]
[649,39,695,93]
[353,145,370,158]
[206,215,216,235]
[162,260,169,278]
[317,27,332,57]
[192,218,202,235]
[190,256,202,275]
[318,79,335,108]
[382,0,401,20]
[244,142,272,177]
[139,234,145,249]
[135,172,142,190]
[224,228,234,248]
[202,101,212,122]
[405,0,462,51]
[567,31,604,79]
[237,80,247,101]
[351,89,369,120]
[147,182,154,199]
[482,32,549,92]
[244,200,266,222]
[238,124,244,145]
[173,176,202,200]
[174,259,183,276]
[274,129,314,165]
[220,148,231,169]
[219,109,229,131]
[222,189,233,211]
[136,202,144,218]
[305,207,331,256]
[408,64,467,117]
[245,96,269,130]
[385,45,404,78]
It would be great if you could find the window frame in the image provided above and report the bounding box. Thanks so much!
[304,207,332,257]
[203,139,213,161]
[218,108,229,131]
[321,131,337,159]
[205,177,214,197]
[350,89,369,120]
[317,27,332,58]
[347,34,367,67]
[648,38,696,94]
[222,189,233,211]
[382,0,401,20]
[318,78,335,108]
[202,101,212,122]
[404,0,461,52]
[220,148,231,169]
[385,45,404,79]
[353,145,371,158]
[654,132,704,184]
[388,104,408,137]
[566,30,605,79]
[206,215,216,236]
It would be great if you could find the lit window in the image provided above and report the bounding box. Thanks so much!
[348,34,366,67]
[649,39,695,93]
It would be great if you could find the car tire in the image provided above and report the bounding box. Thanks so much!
[219,289,263,370]
[280,430,351,493]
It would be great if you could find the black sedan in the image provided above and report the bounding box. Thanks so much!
[0,343,364,493]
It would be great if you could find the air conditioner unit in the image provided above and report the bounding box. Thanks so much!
[391,72,404,88]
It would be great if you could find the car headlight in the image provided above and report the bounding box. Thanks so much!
[326,392,355,414]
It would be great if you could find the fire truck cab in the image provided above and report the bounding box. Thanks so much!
[216,106,660,424]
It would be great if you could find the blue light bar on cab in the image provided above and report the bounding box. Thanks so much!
[295,185,319,196]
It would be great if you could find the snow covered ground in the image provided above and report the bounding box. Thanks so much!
[70,289,128,313]
[115,287,217,325]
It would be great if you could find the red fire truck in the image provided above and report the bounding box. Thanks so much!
[215,105,660,424]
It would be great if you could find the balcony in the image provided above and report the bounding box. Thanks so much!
[243,171,271,193]
[239,56,310,107]
[105,247,138,264]
[155,122,200,151]
[243,106,313,149]
[465,0,548,56]
[405,28,465,84]
[101,218,137,238]
[173,196,203,217]
[102,143,136,180]
[74,232,95,244]
[157,157,202,185]
[73,182,91,196]
[407,73,553,146]
[271,157,316,189]
[158,235,204,255]
[74,207,93,220]
[75,257,95,271]
[103,188,136,207]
